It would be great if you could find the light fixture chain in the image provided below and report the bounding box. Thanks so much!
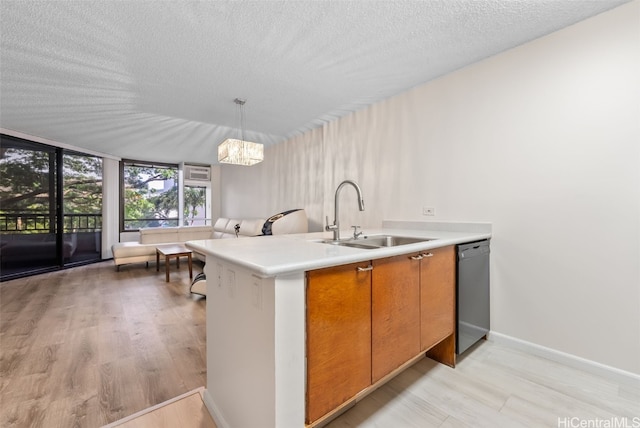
[233,97,247,143]
[240,101,245,143]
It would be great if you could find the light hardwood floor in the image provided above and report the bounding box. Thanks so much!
[2,261,638,428]
[0,261,206,427]
[328,341,640,428]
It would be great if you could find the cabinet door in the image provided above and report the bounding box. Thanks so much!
[420,245,456,351]
[306,262,372,423]
[371,254,421,383]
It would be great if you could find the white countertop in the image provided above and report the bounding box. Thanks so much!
[186,225,491,277]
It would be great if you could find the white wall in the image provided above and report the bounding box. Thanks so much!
[220,2,640,374]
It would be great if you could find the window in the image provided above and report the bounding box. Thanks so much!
[183,185,208,226]
[121,161,179,230]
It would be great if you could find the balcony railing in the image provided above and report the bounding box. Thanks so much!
[122,217,212,230]
[123,217,179,230]
[1,212,212,234]
[0,212,102,234]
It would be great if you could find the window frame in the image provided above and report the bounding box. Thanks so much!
[119,159,180,232]
[1,133,104,281]
[182,183,210,227]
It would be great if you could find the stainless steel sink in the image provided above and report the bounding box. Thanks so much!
[358,235,430,247]
[319,235,434,249]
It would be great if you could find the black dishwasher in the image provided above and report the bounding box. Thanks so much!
[457,240,490,355]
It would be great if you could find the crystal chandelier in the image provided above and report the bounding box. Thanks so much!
[218,98,264,166]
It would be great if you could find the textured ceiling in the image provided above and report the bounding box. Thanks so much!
[0,0,630,164]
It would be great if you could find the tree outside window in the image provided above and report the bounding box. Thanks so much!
[184,185,207,226]
[1,146,102,234]
[122,163,179,230]
[122,162,208,230]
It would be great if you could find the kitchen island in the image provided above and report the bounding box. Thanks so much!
[186,221,491,428]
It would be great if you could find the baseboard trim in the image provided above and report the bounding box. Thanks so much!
[102,387,205,427]
[488,332,640,386]
[202,388,231,428]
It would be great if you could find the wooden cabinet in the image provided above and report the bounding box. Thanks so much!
[420,246,456,352]
[371,254,421,383]
[306,261,372,424]
[306,245,456,423]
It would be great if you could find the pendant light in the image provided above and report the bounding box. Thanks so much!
[218,98,264,166]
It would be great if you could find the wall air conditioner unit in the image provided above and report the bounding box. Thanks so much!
[184,164,211,182]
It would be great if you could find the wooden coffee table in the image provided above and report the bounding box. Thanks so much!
[156,244,193,282]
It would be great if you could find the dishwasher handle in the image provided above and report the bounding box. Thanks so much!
[458,240,490,260]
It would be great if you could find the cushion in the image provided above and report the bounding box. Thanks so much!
[213,218,266,238]
[190,272,207,296]
[238,219,266,236]
[266,209,309,235]
[213,218,231,239]
[177,226,213,241]
[112,241,155,258]
[140,227,180,244]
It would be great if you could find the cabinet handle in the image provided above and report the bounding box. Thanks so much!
[356,265,373,272]
[409,255,423,261]
[421,253,434,258]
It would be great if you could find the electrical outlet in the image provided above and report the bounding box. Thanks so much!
[227,269,235,298]
[216,263,223,287]
[252,278,262,310]
[422,207,435,216]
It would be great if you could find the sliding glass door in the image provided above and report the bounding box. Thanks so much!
[62,152,103,266]
[0,138,58,278]
[0,135,103,281]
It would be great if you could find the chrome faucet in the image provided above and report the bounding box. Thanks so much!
[326,180,365,241]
